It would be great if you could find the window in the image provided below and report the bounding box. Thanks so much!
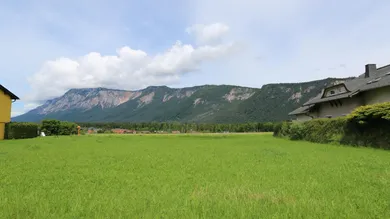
[330,90,335,95]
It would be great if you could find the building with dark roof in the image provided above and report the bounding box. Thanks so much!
[289,63,390,121]
[0,84,19,140]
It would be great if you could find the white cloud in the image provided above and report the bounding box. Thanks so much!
[183,0,390,87]
[186,23,230,45]
[25,24,239,102]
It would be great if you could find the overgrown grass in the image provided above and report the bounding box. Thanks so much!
[1,134,389,218]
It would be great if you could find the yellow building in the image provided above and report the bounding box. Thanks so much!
[0,85,19,140]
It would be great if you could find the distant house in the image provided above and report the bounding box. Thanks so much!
[111,129,135,134]
[87,127,102,134]
[111,129,126,134]
[289,63,390,121]
[0,85,19,140]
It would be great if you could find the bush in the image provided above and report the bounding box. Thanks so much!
[275,102,390,149]
[273,122,292,137]
[58,121,78,135]
[41,119,61,136]
[302,118,346,144]
[347,102,390,122]
[5,122,38,139]
[41,119,78,136]
[345,102,390,148]
[288,122,306,140]
[273,123,283,136]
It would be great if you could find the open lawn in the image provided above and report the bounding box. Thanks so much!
[0,134,389,218]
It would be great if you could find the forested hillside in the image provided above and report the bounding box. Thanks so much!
[14,77,349,123]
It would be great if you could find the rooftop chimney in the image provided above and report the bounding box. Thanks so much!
[365,64,377,78]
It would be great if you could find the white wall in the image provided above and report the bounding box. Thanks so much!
[363,86,390,105]
[295,114,313,122]
[324,84,347,97]
[301,86,390,119]
[317,97,363,118]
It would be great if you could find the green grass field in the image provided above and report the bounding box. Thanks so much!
[1,134,389,218]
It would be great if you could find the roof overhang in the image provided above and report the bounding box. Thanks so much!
[302,93,351,106]
[288,105,314,116]
[0,85,19,100]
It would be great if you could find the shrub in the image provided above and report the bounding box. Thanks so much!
[41,119,61,136]
[347,102,390,122]
[275,102,390,149]
[275,118,348,144]
[344,102,390,148]
[58,121,78,135]
[278,122,292,137]
[5,122,38,139]
[273,123,283,136]
[288,122,306,140]
[302,118,346,144]
[41,119,78,136]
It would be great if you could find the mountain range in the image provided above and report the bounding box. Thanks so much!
[13,78,350,123]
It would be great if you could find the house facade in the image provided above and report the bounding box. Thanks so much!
[289,63,390,121]
[0,85,19,140]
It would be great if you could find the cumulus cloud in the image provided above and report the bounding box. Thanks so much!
[26,24,239,102]
[186,23,230,45]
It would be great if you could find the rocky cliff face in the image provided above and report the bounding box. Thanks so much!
[34,88,137,114]
[14,77,347,123]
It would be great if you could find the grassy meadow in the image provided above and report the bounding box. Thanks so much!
[0,134,389,218]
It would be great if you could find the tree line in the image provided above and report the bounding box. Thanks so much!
[78,122,278,133]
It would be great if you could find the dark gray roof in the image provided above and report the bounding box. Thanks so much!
[303,93,351,106]
[290,64,390,114]
[0,84,19,100]
[302,65,390,106]
[358,73,390,92]
[288,105,314,115]
[344,78,370,91]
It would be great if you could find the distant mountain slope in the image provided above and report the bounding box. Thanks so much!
[13,78,349,123]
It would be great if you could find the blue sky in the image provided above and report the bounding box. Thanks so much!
[1,0,390,116]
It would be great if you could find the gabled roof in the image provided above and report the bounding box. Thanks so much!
[289,63,390,116]
[0,85,19,100]
[303,93,351,106]
[288,105,314,115]
[301,64,390,106]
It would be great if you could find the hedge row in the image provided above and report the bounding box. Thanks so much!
[5,122,39,139]
[4,119,79,140]
[274,102,390,149]
[41,119,78,136]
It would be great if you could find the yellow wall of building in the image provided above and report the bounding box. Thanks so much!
[0,123,4,140]
[0,90,12,123]
[0,90,12,140]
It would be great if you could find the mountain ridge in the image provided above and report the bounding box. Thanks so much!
[13,77,353,123]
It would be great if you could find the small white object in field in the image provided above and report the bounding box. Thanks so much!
[40,132,46,137]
